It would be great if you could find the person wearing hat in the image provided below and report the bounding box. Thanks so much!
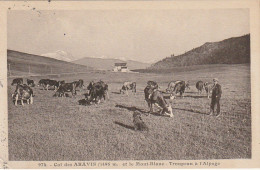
[209,78,222,116]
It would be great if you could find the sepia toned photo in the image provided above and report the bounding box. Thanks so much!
[0,0,260,169]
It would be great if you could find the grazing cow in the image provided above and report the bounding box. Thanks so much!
[166,80,183,93]
[204,82,214,98]
[38,79,59,91]
[12,84,33,106]
[172,81,189,98]
[196,81,204,94]
[27,79,35,87]
[73,79,84,91]
[120,82,136,95]
[53,82,77,97]
[144,85,173,117]
[11,78,23,86]
[87,81,109,104]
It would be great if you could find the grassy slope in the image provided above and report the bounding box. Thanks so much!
[8,64,250,160]
[148,34,250,70]
[7,50,93,75]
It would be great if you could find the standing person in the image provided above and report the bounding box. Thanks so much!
[209,78,222,116]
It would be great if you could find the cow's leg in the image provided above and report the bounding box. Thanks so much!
[27,99,30,104]
[46,85,49,91]
[30,95,33,104]
[106,91,109,100]
[126,90,129,96]
[15,95,18,106]
[21,99,24,106]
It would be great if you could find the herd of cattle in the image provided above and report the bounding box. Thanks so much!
[10,77,215,118]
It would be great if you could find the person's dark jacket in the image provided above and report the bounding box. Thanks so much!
[212,84,222,99]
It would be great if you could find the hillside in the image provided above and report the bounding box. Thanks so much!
[7,50,93,76]
[73,57,150,70]
[149,34,250,70]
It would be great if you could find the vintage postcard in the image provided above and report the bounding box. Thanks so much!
[0,0,259,169]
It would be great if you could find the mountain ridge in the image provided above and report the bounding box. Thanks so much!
[148,34,250,70]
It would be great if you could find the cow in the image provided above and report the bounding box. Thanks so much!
[53,82,77,97]
[196,81,204,94]
[73,79,84,91]
[204,82,214,98]
[12,84,33,106]
[147,81,159,89]
[27,79,35,87]
[120,82,136,95]
[87,80,109,104]
[171,81,190,98]
[11,78,23,86]
[144,85,173,117]
[38,79,59,91]
[166,80,183,93]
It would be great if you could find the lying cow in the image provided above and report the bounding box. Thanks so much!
[120,82,136,95]
[53,82,77,97]
[27,79,35,87]
[144,85,173,117]
[196,81,204,94]
[11,78,23,86]
[87,80,109,104]
[171,81,190,98]
[204,82,214,98]
[12,84,34,106]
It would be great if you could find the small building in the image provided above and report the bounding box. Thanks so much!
[113,63,129,72]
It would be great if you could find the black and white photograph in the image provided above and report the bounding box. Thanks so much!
[1,0,260,168]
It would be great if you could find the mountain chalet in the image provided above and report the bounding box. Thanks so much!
[113,63,129,72]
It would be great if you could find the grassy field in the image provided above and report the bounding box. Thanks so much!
[8,64,251,161]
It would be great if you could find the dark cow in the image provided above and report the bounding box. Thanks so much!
[27,79,35,87]
[53,82,77,97]
[147,81,159,89]
[87,81,109,104]
[172,81,189,98]
[73,79,84,91]
[12,84,33,106]
[11,78,23,86]
[144,85,173,117]
[204,82,214,98]
[120,82,136,95]
[196,81,204,94]
[38,79,59,91]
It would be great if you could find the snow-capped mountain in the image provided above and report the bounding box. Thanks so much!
[41,50,74,62]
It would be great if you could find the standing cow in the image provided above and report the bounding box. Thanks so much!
[87,80,109,104]
[196,81,204,94]
[171,81,189,98]
[27,79,35,87]
[120,82,136,95]
[204,82,214,98]
[12,84,34,106]
[53,82,77,97]
[144,85,173,117]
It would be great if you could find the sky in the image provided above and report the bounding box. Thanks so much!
[8,9,249,63]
